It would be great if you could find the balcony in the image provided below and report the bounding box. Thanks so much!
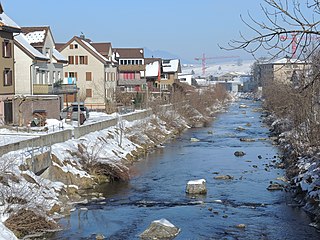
[118,65,145,72]
[52,84,78,94]
[33,84,52,94]
[118,78,146,86]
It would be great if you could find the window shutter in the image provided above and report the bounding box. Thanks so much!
[2,42,4,57]
[86,72,92,81]
[75,56,79,65]
[86,89,92,97]
[70,44,73,49]
[8,70,12,85]
[75,72,78,79]
[8,42,11,58]
[84,56,88,65]
[65,72,68,78]
[3,70,5,86]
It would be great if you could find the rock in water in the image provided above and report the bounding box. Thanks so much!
[267,183,283,191]
[214,175,234,180]
[190,137,200,142]
[234,151,246,157]
[240,138,255,142]
[140,218,180,240]
[186,179,207,194]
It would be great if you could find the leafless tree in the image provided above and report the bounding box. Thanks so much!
[220,0,320,60]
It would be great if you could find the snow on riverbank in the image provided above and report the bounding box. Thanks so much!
[267,114,320,225]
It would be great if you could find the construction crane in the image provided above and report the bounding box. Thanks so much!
[280,33,297,58]
[280,33,319,58]
[194,53,240,76]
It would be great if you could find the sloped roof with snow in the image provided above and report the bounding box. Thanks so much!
[146,60,160,77]
[0,11,21,31]
[81,39,110,62]
[91,43,112,58]
[21,26,50,46]
[273,57,305,64]
[14,33,49,60]
[53,48,67,62]
[162,59,180,73]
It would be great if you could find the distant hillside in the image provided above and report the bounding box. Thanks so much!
[182,60,254,77]
[144,47,192,63]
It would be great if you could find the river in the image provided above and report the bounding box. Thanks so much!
[52,99,320,240]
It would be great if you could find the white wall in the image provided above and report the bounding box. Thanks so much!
[14,44,33,95]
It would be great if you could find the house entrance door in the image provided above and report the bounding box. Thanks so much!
[4,100,13,124]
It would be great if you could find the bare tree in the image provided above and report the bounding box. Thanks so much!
[220,0,320,60]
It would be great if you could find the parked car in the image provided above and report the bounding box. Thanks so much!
[60,103,89,122]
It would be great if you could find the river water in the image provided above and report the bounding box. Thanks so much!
[52,99,320,240]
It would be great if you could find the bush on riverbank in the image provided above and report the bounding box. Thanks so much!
[263,64,320,226]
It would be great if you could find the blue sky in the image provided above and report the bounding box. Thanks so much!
[2,0,266,62]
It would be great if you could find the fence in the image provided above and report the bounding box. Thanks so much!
[73,109,152,138]
[0,109,153,157]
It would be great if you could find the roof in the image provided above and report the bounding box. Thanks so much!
[52,48,67,63]
[14,33,49,60]
[162,59,180,73]
[91,42,112,58]
[21,26,51,46]
[58,36,111,64]
[146,60,160,77]
[0,10,21,32]
[55,43,65,51]
[113,48,144,58]
[273,57,305,64]
[145,57,162,64]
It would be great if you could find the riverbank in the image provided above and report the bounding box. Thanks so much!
[264,111,320,229]
[0,89,230,238]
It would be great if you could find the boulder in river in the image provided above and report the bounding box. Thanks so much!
[234,151,246,157]
[140,218,180,240]
[239,104,249,108]
[190,137,200,142]
[240,138,255,142]
[267,183,283,191]
[236,126,246,131]
[186,179,207,194]
[214,175,234,180]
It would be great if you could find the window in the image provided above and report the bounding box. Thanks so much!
[74,44,78,49]
[139,60,143,65]
[135,60,139,65]
[86,72,92,81]
[124,60,128,65]
[2,40,12,58]
[68,56,74,64]
[86,89,92,97]
[120,60,124,65]
[80,56,88,64]
[3,68,12,86]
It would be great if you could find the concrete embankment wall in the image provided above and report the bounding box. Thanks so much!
[0,130,73,157]
[74,109,152,138]
[0,109,153,157]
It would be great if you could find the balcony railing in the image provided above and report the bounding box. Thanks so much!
[118,78,146,86]
[33,84,52,94]
[52,84,78,94]
[118,65,145,72]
